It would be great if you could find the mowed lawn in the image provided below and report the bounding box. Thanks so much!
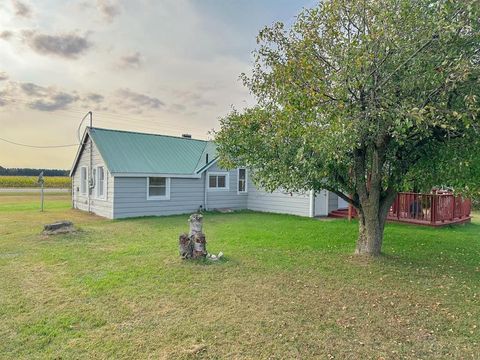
[0,194,479,359]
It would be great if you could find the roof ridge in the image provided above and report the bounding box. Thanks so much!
[90,127,208,143]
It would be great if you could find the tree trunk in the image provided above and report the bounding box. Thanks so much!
[355,209,386,256]
[355,193,396,256]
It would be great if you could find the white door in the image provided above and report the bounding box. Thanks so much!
[314,190,328,216]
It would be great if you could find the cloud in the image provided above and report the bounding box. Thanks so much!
[84,93,104,103]
[24,31,92,59]
[118,51,143,69]
[174,89,216,108]
[20,82,46,96]
[115,88,165,112]
[0,90,8,106]
[169,103,187,113]
[12,0,32,18]
[0,31,14,41]
[96,0,121,22]
[18,81,79,111]
[0,72,8,81]
[29,92,78,111]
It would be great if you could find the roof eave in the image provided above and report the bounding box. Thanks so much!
[111,172,202,178]
[69,128,89,177]
[195,157,219,174]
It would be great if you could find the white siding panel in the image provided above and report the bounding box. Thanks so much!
[71,137,114,218]
[328,193,339,213]
[246,178,310,217]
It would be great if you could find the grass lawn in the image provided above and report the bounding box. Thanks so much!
[0,193,479,359]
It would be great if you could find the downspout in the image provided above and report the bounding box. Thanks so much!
[204,172,208,211]
[88,113,93,213]
[71,176,74,209]
[88,134,92,213]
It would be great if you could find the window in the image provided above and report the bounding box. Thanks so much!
[80,167,87,195]
[208,172,229,190]
[237,168,247,194]
[147,177,170,200]
[96,166,106,199]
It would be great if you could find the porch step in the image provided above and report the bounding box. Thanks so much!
[328,209,351,218]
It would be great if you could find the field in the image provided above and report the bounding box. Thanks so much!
[0,193,479,359]
[0,176,71,188]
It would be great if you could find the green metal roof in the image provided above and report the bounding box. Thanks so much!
[88,127,217,175]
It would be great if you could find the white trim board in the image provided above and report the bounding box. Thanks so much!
[146,177,171,201]
[207,171,230,191]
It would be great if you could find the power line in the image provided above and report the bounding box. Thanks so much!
[0,136,79,148]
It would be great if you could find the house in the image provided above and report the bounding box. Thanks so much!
[70,127,347,219]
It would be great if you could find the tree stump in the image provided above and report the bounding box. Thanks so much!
[179,213,207,260]
[179,233,193,259]
[42,221,75,235]
[192,232,207,259]
[188,213,203,237]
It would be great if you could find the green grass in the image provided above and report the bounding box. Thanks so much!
[0,194,479,359]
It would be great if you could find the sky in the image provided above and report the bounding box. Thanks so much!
[0,0,316,169]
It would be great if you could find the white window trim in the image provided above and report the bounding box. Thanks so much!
[237,168,248,195]
[80,166,88,195]
[95,166,107,200]
[147,177,171,200]
[207,172,230,191]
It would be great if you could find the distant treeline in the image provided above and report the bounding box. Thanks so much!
[0,166,69,176]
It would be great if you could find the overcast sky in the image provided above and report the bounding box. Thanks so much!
[0,0,315,169]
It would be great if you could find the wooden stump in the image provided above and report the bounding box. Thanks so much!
[192,232,207,259]
[179,233,193,259]
[179,213,207,260]
[188,213,203,237]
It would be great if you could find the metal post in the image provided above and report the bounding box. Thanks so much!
[40,182,44,212]
[37,171,44,212]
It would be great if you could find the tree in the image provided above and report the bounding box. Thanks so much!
[215,0,480,256]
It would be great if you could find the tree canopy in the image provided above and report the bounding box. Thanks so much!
[215,0,480,255]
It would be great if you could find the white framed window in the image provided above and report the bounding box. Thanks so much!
[237,168,247,194]
[80,166,88,195]
[208,172,229,191]
[96,166,106,199]
[147,177,170,200]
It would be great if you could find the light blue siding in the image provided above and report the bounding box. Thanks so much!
[205,163,248,210]
[113,176,205,218]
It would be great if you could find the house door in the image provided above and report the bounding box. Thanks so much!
[314,190,328,216]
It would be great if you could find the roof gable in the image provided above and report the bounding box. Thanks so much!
[80,127,216,175]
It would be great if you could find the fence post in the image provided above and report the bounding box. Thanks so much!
[451,195,455,221]
[431,195,436,225]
